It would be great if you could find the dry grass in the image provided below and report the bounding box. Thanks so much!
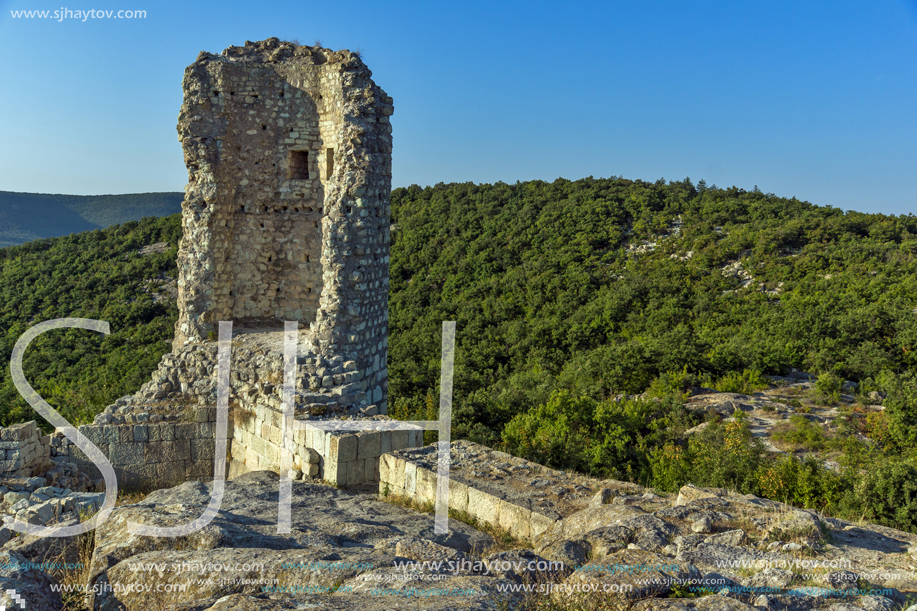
[495,589,636,611]
[228,400,254,429]
[116,488,148,506]
[42,511,97,611]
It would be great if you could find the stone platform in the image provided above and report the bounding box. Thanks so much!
[379,440,643,541]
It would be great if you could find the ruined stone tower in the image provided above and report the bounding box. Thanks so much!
[174,38,393,381]
[81,39,401,488]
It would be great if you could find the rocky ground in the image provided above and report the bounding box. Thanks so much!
[682,374,881,466]
[0,372,907,611]
[0,463,101,530]
[0,463,914,611]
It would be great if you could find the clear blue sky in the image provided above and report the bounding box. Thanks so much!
[1,0,915,215]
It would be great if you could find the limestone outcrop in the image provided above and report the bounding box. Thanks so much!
[2,442,917,611]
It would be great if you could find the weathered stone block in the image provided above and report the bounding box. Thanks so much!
[0,459,22,471]
[329,434,357,462]
[379,453,394,484]
[347,459,364,486]
[157,461,190,484]
[498,499,532,540]
[80,425,104,446]
[306,429,325,454]
[243,448,260,470]
[160,424,176,442]
[184,459,212,479]
[111,443,145,465]
[191,438,215,462]
[175,423,198,439]
[391,429,409,452]
[262,441,280,466]
[133,426,149,442]
[415,465,438,505]
[249,435,266,457]
[449,479,470,514]
[323,459,346,486]
[267,424,281,446]
[404,462,417,495]
[0,421,35,441]
[70,443,107,464]
[357,431,381,460]
[467,488,501,528]
[530,512,557,539]
[103,426,120,445]
[144,440,191,463]
[118,463,160,489]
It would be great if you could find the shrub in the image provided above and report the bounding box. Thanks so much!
[713,368,770,395]
[838,456,917,533]
[645,368,700,399]
[391,390,439,444]
[501,390,598,473]
[814,372,843,404]
[502,390,697,481]
[878,371,917,448]
[864,411,893,448]
[648,443,691,492]
[757,454,845,509]
[649,418,768,494]
[771,415,832,451]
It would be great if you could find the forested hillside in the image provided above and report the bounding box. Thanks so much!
[3,176,917,529]
[388,177,917,441]
[387,177,917,531]
[0,216,181,426]
[0,191,183,247]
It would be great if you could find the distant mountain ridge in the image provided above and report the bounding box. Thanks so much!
[0,191,183,247]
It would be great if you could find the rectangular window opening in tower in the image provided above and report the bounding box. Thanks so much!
[326,148,334,179]
[287,150,309,180]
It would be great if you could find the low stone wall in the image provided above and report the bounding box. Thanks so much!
[0,421,51,477]
[379,441,642,541]
[317,428,424,486]
[229,401,423,486]
[53,413,217,489]
[82,329,401,489]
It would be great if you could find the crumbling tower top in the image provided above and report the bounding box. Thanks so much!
[173,37,393,374]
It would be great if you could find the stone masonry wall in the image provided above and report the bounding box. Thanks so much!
[172,38,393,414]
[0,422,51,478]
[55,416,216,489]
[87,326,420,488]
[228,398,424,486]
